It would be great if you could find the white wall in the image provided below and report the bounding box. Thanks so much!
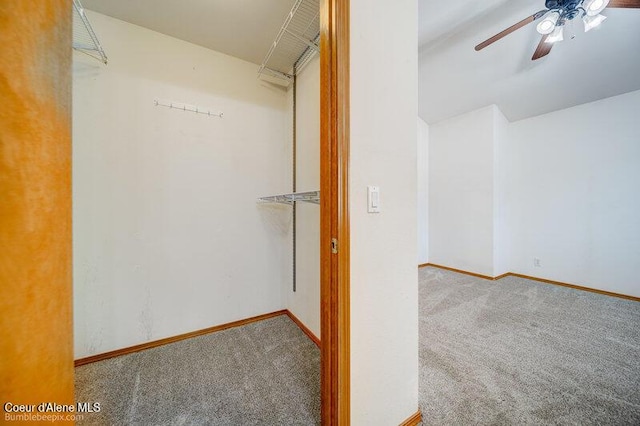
[417,117,429,265]
[429,106,497,276]
[287,56,320,338]
[422,90,640,297]
[507,90,640,297]
[493,107,510,276]
[350,0,419,423]
[73,12,290,358]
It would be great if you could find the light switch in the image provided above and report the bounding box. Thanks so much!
[367,186,380,213]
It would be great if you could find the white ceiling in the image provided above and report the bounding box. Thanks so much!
[418,0,640,123]
[80,0,296,66]
[81,0,640,123]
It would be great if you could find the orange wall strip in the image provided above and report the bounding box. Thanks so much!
[0,0,75,417]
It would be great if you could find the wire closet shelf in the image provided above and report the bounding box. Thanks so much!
[73,0,108,64]
[257,0,320,85]
[258,191,320,205]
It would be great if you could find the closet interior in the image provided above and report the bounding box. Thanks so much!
[71,0,322,395]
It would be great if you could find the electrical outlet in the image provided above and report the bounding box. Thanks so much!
[533,258,541,267]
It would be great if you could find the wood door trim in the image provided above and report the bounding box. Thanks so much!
[320,0,350,424]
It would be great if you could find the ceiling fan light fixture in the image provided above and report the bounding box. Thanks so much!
[583,13,607,31]
[536,10,561,34]
[546,25,565,43]
[584,0,610,16]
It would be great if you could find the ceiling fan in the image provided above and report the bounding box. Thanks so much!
[475,0,640,60]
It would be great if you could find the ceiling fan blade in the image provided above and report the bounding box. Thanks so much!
[608,0,640,7]
[475,10,547,51]
[532,34,553,60]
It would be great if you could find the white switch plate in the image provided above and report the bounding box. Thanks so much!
[367,186,380,213]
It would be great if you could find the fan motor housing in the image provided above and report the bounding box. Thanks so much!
[545,0,584,21]
[545,0,583,11]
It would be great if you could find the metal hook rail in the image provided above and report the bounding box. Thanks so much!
[154,100,223,118]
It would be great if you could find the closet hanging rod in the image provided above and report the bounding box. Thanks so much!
[154,100,223,118]
[260,67,294,82]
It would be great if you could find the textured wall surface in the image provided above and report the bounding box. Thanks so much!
[420,90,640,296]
[350,0,419,423]
[417,117,429,265]
[429,106,497,276]
[507,90,640,297]
[73,12,290,358]
[0,0,74,409]
[286,56,320,338]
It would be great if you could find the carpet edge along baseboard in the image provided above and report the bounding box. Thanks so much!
[285,310,321,347]
[75,309,312,367]
[399,410,422,426]
[420,263,640,302]
[421,263,494,280]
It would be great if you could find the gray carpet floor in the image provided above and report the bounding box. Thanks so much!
[419,266,640,425]
[76,269,639,425]
[75,315,320,425]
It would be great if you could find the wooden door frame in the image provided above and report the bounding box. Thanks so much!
[320,0,350,424]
